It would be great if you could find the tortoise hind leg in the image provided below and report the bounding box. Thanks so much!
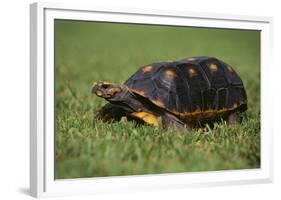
[161,112,190,131]
[226,111,241,125]
[96,103,124,123]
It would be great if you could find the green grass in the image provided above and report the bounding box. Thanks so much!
[55,20,260,179]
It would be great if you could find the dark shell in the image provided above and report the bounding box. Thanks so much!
[124,56,247,120]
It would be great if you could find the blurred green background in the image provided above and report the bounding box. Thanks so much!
[55,20,260,179]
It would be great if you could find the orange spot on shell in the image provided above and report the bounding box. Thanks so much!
[209,63,218,72]
[142,66,153,73]
[164,70,176,78]
[188,68,197,77]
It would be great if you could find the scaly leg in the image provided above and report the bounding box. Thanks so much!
[161,112,190,131]
[226,111,241,125]
[95,103,124,123]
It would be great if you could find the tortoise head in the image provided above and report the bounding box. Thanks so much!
[92,81,125,100]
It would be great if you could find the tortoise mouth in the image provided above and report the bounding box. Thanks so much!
[92,81,122,99]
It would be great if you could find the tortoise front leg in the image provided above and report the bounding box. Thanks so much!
[95,103,125,123]
[161,113,189,131]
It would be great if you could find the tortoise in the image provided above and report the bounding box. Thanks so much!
[92,56,247,130]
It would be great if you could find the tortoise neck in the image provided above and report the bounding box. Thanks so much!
[108,86,143,112]
[121,86,135,99]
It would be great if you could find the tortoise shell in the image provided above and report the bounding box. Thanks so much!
[124,56,247,122]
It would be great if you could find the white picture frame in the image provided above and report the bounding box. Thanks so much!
[30,2,273,198]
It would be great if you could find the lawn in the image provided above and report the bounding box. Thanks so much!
[55,20,260,179]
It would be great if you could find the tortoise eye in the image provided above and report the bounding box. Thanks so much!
[101,84,110,89]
